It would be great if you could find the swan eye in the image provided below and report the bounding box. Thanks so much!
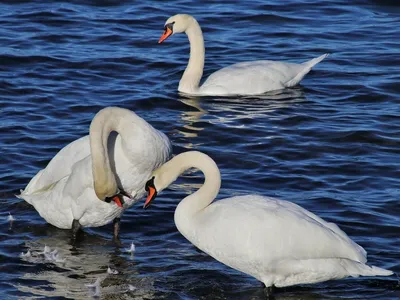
[164,22,175,32]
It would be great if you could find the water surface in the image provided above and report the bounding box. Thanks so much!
[0,0,399,299]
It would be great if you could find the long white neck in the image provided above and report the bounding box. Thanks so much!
[89,107,141,200]
[178,19,205,94]
[155,151,221,232]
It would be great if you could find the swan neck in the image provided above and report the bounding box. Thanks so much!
[161,152,220,216]
[179,19,205,94]
[89,108,133,200]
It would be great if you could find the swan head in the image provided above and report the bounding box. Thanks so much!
[94,181,132,208]
[159,14,195,43]
[143,171,170,209]
[143,155,181,208]
[143,176,158,209]
[95,186,126,208]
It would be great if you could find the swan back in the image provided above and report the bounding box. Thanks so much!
[186,195,369,283]
[200,60,304,95]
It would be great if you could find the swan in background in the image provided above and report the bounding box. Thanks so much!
[158,14,328,96]
[143,151,393,297]
[18,107,172,242]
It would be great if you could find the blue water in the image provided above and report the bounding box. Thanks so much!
[0,0,399,299]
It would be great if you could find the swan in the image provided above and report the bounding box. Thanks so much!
[143,151,393,297]
[158,14,328,96]
[18,107,172,242]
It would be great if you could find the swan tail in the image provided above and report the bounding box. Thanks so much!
[303,53,329,68]
[319,258,393,278]
[15,190,24,199]
[20,169,45,196]
[16,189,33,204]
[284,53,329,88]
[352,264,394,277]
[272,258,393,287]
[17,169,51,204]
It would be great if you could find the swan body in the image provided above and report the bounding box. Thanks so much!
[18,107,172,231]
[144,151,393,290]
[159,14,328,96]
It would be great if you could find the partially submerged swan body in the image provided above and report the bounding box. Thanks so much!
[159,14,328,96]
[143,151,393,295]
[18,107,172,240]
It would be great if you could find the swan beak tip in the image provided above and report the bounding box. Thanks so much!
[143,186,157,209]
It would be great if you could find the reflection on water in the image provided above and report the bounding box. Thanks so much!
[177,96,208,139]
[207,88,309,126]
[14,233,155,299]
[177,88,308,135]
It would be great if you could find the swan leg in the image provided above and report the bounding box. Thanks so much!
[263,285,275,299]
[70,219,81,244]
[112,217,122,246]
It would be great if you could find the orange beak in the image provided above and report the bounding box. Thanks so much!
[113,195,123,208]
[159,27,173,44]
[143,186,157,209]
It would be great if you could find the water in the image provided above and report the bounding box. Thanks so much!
[0,0,399,299]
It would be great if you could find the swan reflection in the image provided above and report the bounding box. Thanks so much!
[14,232,155,299]
[177,87,308,139]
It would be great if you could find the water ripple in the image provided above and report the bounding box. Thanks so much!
[0,0,399,299]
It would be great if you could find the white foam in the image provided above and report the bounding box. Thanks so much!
[20,250,31,258]
[125,242,135,254]
[107,266,119,275]
[7,212,15,222]
[85,277,101,298]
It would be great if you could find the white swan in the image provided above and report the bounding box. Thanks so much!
[158,14,328,96]
[143,151,393,296]
[18,107,172,241]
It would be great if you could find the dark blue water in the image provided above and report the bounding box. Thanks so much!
[0,0,399,299]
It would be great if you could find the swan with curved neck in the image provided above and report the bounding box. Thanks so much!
[144,151,393,296]
[19,107,172,242]
[159,14,328,96]
[90,108,135,203]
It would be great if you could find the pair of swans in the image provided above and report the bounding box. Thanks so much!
[20,131,393,294]
[158,14,328,96]
[19,107,172,241]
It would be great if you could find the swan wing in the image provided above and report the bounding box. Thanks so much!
[200,54,328,95]
[188,195,367,276]
[200,61,302,95]
[21,136,91,195]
